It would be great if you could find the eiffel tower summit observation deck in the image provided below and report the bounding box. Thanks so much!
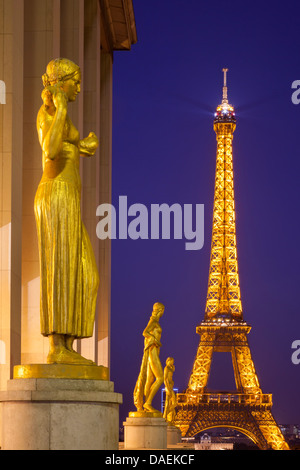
[174,70,289,450]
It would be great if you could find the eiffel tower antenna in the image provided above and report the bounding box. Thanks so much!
[222,67,228,103]
[174,70,289,451]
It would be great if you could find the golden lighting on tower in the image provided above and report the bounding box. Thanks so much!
[174,70,289,450]
[206,67,241,321]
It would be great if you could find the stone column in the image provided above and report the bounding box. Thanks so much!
[0,377,122,450]
[0,0,24,390]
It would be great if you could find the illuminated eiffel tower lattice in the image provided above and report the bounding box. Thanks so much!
[174,70,289,450]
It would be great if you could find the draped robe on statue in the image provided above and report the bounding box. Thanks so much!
[34,114,99,339]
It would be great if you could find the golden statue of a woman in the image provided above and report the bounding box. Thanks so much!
[34,58,99,365]
[163,357,177,424]
[133,302,165,415]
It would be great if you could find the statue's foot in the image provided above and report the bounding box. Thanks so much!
[47,347,95,365]
[143,403,161,414]
[65,336,96,365]
[67,349,96,365]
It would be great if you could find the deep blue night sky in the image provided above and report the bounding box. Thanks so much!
[110,0,300,428]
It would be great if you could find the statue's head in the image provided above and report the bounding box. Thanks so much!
[152,302,165,318]
[42,58,81,106]
[166,357,174,367]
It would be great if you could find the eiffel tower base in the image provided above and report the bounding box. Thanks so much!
[176,323,289,450]
[175,397,289,450]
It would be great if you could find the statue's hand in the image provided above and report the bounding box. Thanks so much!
[79,132,99,156]
[51,85,68,110]
[85,132,99,151]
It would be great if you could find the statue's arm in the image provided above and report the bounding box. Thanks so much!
[164,367,174,391]
[143,318,161,347]
[38,92,67,160]
[142,317,155,338]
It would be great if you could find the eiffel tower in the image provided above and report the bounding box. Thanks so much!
[174,69,289,450]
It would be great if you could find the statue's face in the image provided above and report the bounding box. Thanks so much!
[154,306,164,318]
[61,70,81,102]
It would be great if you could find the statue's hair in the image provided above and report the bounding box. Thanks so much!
[166,357,174,364]
[42,58,80,87]
[152,302,165,313]
[41,58,80,108]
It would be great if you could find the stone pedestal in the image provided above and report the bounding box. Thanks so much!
[167,424,182,445]
[123,414,168,450]
[0,365,122,450]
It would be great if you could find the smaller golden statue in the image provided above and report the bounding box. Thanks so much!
[163,357,177,425]
[133,302,165,416]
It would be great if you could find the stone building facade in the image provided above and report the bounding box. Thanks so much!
[0,0,137,390]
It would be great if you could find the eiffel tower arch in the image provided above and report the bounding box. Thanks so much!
[174,70,289,450]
